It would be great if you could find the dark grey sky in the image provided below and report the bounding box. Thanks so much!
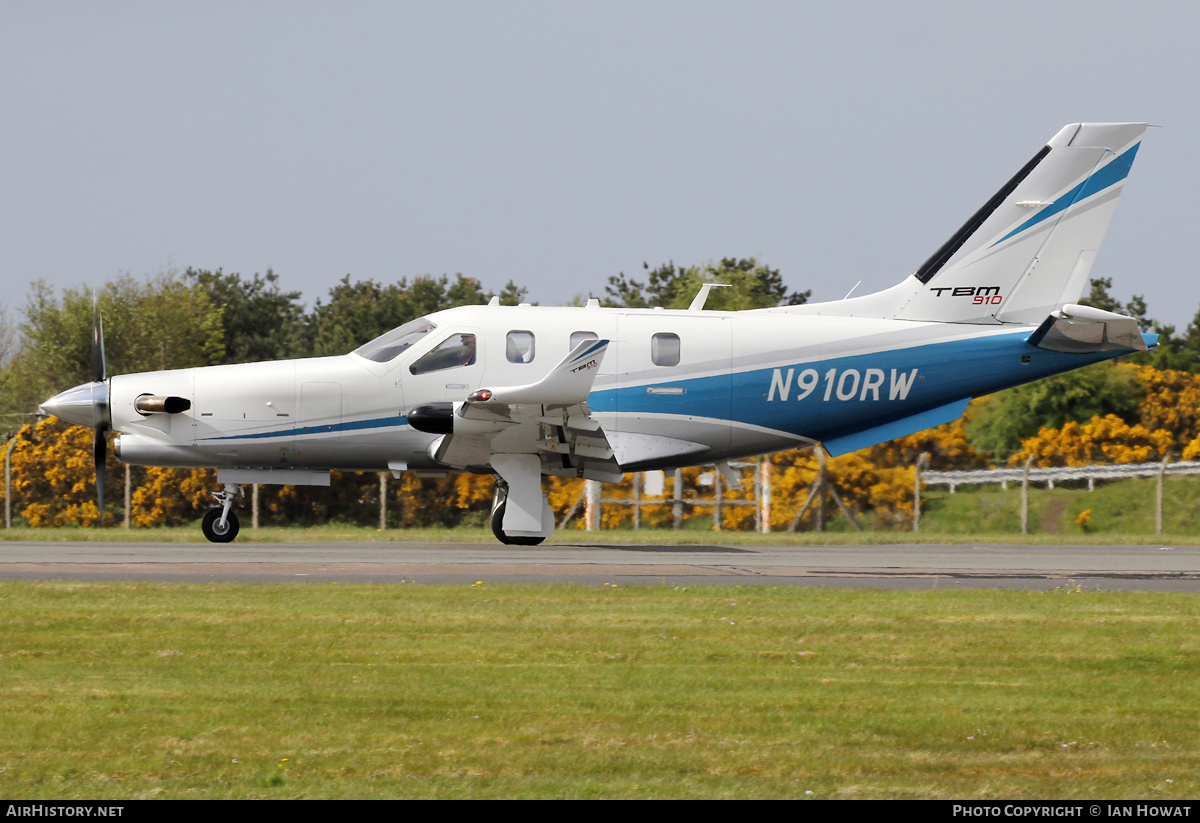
[2,1,1195,327]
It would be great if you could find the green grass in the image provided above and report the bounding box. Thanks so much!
[2,582,1200,798]
[919,474,1200,539]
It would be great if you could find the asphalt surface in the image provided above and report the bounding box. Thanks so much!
[2,540,1200,590]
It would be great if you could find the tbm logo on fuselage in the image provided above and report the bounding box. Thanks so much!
[767,367,918,403]
[929,285,1002,305]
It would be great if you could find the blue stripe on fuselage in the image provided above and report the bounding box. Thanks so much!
[588,331,1131,442]
[197,415,409,442]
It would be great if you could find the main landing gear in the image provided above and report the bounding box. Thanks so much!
[201,483,242,543]
[488,455,556,546]
[490,481,546,546]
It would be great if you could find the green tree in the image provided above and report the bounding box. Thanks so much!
[4,273,224,418]
[185,268,305,364]
[1,274,226,525]
[1079,277,1200,372]
[1162,304,1200,372]
[604,258,810,310]
[1078,277,1126,314]
[0,304,20,429]
[303,273,526,357]
[964,361,1143,460]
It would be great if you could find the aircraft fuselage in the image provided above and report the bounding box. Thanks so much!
[107,303,1130,476]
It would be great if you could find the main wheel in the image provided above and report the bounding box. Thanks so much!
[489,497,545,546]
[202,508,240,543]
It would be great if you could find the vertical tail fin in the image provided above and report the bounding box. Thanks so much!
[892,122,1146,325]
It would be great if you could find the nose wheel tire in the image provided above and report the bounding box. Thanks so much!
[202,508,240,543]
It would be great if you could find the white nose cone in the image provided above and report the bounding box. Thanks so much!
[39,381,109,429]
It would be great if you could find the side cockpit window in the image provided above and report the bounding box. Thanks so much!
[353,318,436,363]
[409,333,477,374]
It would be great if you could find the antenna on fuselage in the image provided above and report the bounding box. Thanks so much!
[688,283,731,311]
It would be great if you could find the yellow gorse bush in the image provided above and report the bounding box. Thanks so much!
[1013,415,1173,467]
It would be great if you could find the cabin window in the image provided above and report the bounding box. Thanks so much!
[570,331,598,348]
[409,333,477,374]
[506,330,536,363]
[353,317,436,362]
[651,333,680,367]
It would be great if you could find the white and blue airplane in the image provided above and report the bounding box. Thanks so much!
[41,122,1153,544]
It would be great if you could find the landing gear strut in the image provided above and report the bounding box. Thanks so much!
[202,483,242,543]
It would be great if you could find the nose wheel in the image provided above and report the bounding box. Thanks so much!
[202,482,242,543]
[202,508,240,543]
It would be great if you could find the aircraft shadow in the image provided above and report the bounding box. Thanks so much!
[557,544,753,553]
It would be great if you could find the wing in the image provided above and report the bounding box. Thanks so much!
[426,339,624,483]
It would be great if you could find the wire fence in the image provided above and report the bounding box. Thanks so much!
[562,455,1199,535]
[922,460,1200,491]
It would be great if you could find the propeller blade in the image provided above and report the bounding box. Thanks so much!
[91,297,109,526]
[93,426,107,525]
[92,299,106,384]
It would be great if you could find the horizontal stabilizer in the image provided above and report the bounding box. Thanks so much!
[1027,303,1149,353]
[822,399,970,457]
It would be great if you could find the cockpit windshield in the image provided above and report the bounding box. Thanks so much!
[352,317,437,363]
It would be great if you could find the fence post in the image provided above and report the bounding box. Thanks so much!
[586,479,601,530]
[759,457,772,533]
[714,465,723,532]
[1021,456,1033,535]
[913,452,929,533]
[815,448,826,532]
[1157,456,1169,534]
[672,469,683,529]
[4,432,15,529]
[252,483,260,530]
[379,473,387,530]
[632,472,641,530]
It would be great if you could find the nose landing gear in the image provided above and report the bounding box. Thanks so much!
[202,483,242,543]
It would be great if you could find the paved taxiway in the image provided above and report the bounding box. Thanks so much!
[1,541,1199,590]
